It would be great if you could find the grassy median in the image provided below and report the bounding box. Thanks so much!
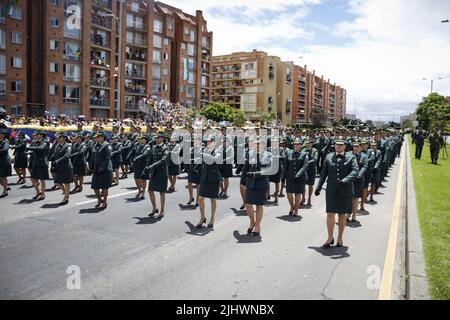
[408,136,450,299]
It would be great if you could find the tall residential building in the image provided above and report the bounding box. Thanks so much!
[2,0,212,119]
[0,0,28,117]
[212,50,346,126]
[212,51,294,125]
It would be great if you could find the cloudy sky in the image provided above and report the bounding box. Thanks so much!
[165,0,450,121]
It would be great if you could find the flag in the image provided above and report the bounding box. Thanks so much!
[6,0,16,16]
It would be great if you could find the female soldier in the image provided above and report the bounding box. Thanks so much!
[91,132,112,209]
[146,131,169,219]
[120,134,132,179]
[167,135,181,192]
[303,138,318,206]
[48,135,59,190]
[52,132,73,205]
[315,138,359,248]
[196,136,222,228]
[360,140,374,210]
[70,133,87,193]
[110,134,122,186]
[187,137,202,207]
[243,136,272,236]
[0,128,12,198]
[132,135,150,199]
[267,137,282,204]
[218,137,233,198]
[284,139,308,217]
[350,141,368,222]
[27,130,50,201]
[10,131,28,184]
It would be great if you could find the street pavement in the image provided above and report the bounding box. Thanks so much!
[0,154,402,300]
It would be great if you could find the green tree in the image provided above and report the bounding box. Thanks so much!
[233,109,248,127]
[200,102,236,122]
[260,112,277,126]
[416,93,450,131]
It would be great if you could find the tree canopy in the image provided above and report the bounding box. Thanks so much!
[416,93,450,131]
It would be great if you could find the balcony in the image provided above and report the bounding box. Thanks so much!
[125,103,139,110]
[91,15,112,29]
[126,38,147,47]
[125,86,146,95]
[91,34,110,48]
[92,0,112,11]
[63,75,81,82]
[0,92,6,101]
[126,69,146,79]
[63,97,80,104]
[90,96,110,107]
[126,21,147,31]
[201,53,210,62]
[90,77,110,88]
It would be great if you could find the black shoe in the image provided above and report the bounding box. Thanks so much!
[251,231,260,237]
[336,242,343,247]
[289,210,293,216]
[195,203,199,207]
[196,218,207,229]
[148,209,159,217]
[157,214,164,220]
[240,205,246,210]
[247,228,253,234]
[187,198,194,205]
[322,239,334,248]
[207,223,214,228]
[59,200,69,206]
[37,194,45,201]
[95,200,103,208]
[32,193,40,200]
[0,192,8,198]
[351,219,358,223]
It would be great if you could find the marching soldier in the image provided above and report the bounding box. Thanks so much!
[132,135,150,200]
[0,128,12,198]
[10,131,28,184]
[27,130,50,201]
[360,140,374,210]
[315,137,359,248]
[167,135,181,192]
[110,134,122,186]
[369,141,382,202]
[243,136,272,236]
[349,141,368,222]
[428,130,443,165]
[187,137,202,207]
[91,132,112,209]
[218,136,234,198]
[48,134,60,190]
[120,134,133,179]
[414,130,425,160]
[268,137,283,204]
[303,138,318,206]
[70,133,87,193]
[145,131,169,219]
[52,133,73,205]
[314,130,328,174]
[284,138,308,217]
[196,136,223,228]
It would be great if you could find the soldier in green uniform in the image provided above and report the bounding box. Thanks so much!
[349,141,368,222]
[27,130,50,201]
[0,128,12,198]
[284,138,308,216]
[243,137,272,236]
[360,140,374,210]
[218,136,234,198]
[267,137,283,204]
[120,134,133,179]
[187,135,202,207]
[167,135,181,192]
[52,132,73,205]
[196,136,223,228]
[110,134,122,186]
[303,138,318,206]
[278,138,288,198]
[369,141,382,202]
[132,135,150,200]
[70,133,87,194]
[10,131,28,184]
[315,137,359,248]
[145,131,169,219]
[91,132,112,209]
[428,130,443,165]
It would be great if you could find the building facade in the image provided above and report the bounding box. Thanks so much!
[212,50,346,126]
[0,0,28,117]
[0,0,212,119]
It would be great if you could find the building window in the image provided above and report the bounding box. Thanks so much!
[181,43,186,50]
[0,79,6,99]
[0,4,6,24]
[163,52,169,61]
[163,83,168,92]
[64,107,80,116]
[202,36,208,48]
[152,81,160,94]
[187,44,195,56]
[167,18,174,30]
[186,86,194,98]
[63,63,80,82]
[0,29,5,49]
[10,6,22,20]
[49,62,59,72]
[163,38,169,46]
[131,2,139,13]
[64,0,81,16]
[11,80,22,92]
[11,104,22,116]
[153,35,161,48]
[0,54,5,74]
[11,31,22,44]
[11,56,22,68]
[63,42,80,61]
[152,65,161,79]
[184,27,189,35]
[152,50,161,64]
[50,39,59,50]
[50,17,59,28]
[153,19,163,33]
[49,0,60,6]
[190,30,196,42]
[63,86,80,103]
[162,67,168,76]
[49,84,59,95]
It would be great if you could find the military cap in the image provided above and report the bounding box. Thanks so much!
[111,134,120,140]
[352,141,360,146]
[138,134,149,141]
[18,131,26,136]
[94,131,107,138]
[56,131,68,137]
[335,136,345,145]
[370,141,377,146]
[35,130,47,136]
[293,138,302,145]
[203,135,215,142]
[361,139,369,145]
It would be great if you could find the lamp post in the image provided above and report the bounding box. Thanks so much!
[106,0,124,119]
[422,77,443,94]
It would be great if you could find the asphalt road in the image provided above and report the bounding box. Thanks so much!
[0,154,402,300]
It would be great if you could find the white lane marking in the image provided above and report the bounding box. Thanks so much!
[75,191,136,206]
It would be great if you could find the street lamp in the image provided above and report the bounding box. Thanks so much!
[105,0,124,119]
[422,77,443,94]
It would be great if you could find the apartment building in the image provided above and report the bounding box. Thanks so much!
[212,51,294,125]
[212,50,346,126]
[2,0,212,119]
[0,0,28,117]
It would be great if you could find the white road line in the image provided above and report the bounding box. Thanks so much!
[75,191,136,206]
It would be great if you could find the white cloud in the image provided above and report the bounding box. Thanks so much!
[163,0,450,121]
